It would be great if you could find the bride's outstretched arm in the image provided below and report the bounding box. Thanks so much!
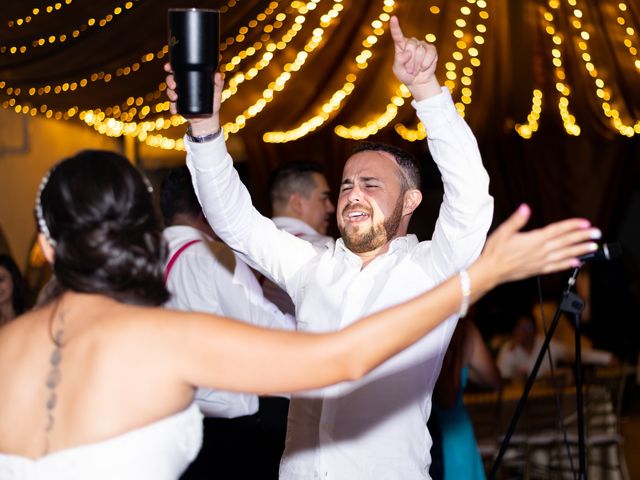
[158,205,599,394]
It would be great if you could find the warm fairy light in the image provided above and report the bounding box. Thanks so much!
[1,0,138,54]
[335,84,411,139]
[399,0,489,141]
[220,1,284,71]
[515,89,543,138]
[565,0,638,136]
[264,2,396,143]
[1,45,164,98]
[394,122,427,142]
[222,0,344,135]
[7,0,73,28]
[6,0,637,150]
[615,1,640,71]
[443,2,488,117]
[540,4,580,136]
[222,1,325,101]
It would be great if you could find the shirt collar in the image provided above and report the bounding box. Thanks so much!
[334,234,419,264]
[272,216,321,237]
[163,225,212,242]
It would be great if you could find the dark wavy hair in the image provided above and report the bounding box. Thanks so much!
[160,165,201,225]
[0,254,26,316]
[37,150,169,306]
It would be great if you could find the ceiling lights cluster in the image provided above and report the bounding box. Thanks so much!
[2,0,639,148]
[6,0,73,28]
[264,0,396,143]
[565,0,639,136]
[1,1,139,55]
[396,0,488,142]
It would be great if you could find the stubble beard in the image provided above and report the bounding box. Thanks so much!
[340,196,404,254]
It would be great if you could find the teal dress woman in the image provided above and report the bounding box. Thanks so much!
[431,318,502,480]
[433,366,486,479]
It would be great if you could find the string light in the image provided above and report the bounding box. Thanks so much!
[615,1,640,70]
[219,1,284,72]
[264,0,396,143]
[0,46,168,104]
[7,1,73,28]
[79,108,187,150]
[397,0,489,142]
[335,84,411,139]
[1,1,139,55]
[221,0,346,137]
[0,0,246,127]
[541,3,581,136]
[220,1,281,53]
[4,0,638,151]
[515,89,543,138]
[222,1,320,102]
[565,0,639,136]
[70,0,344,147]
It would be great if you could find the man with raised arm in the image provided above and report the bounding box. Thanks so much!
[167,16,494,480]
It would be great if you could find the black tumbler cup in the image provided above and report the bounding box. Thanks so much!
[168,8,220,116]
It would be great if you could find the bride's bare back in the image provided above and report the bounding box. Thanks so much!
[0,294,193,459]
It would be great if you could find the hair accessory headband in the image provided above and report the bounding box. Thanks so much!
[35,168,56,247]
[141,173,154,194]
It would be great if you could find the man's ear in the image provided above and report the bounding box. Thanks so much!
[402,189,422,216]
[289,193,304,216]
[37,232,55,264]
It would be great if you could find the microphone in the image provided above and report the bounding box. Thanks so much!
[578,242,622,262]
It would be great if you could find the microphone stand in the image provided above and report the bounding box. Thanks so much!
[489,266,587,479]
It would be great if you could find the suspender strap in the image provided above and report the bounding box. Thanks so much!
[163,239,202,286]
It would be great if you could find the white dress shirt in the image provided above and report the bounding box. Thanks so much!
[264,217,335,315]
[185,88,493,479]
[272,217,335,247]
[163,225,295,418]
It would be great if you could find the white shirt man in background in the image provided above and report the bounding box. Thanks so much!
[263,161,336,315]
[497,313,614,380]
[160,166,294,480]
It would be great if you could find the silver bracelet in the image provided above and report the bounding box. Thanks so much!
[186,126,222,143]
[458,269,471,318]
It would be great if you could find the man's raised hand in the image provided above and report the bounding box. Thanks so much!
[389,16,440,101]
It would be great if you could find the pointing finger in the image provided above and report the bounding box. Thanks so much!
[389,16,406,50]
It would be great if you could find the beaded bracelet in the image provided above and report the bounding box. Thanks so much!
[459,269,471,318]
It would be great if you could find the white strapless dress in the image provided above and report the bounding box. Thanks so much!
[0,403,203,479]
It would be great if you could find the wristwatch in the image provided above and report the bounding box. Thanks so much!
[186,126,222,143]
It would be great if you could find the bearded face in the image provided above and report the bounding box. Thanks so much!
[337,150,418,257]
[340,193,404,254]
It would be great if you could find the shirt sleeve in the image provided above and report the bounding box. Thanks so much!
[165,244,261,419]
[223,250,296,331]
[195,387,259,418]
[415,87,494,280]
[185,136,319,294]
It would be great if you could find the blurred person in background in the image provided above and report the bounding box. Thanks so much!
[0,254,27,325]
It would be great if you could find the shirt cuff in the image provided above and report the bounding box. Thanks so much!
[184,130,229,173]
[411,87,460,135]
